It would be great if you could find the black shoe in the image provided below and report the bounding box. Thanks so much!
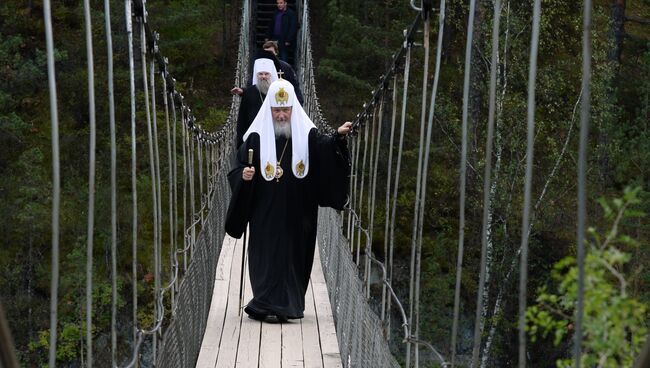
[263,314,288,324]
[244,306,267,321]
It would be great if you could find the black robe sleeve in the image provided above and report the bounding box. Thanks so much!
[314,132,351,210]
[225,137,259,238]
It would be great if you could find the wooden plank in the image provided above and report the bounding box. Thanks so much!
[311,243,342,368]
[196,236,237,368]
[236,254,262,367]
[281,319,304,367]
[259,321,281,368]
[302,283,323,368]
[215,237,246,368]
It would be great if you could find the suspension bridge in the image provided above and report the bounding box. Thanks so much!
[1,0,649,367]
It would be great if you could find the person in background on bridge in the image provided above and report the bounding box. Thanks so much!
[231,42,304,105]
[225,79,352,323]
[266,0,297,64]
[235,57,278,148]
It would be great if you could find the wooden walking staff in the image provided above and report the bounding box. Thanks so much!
[239,148,254,315]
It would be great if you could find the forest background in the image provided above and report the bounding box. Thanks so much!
[1,0,649,367]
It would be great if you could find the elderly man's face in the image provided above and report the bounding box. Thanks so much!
[272,106,292,123]
[276,0,287,11]
[257,71,272,81]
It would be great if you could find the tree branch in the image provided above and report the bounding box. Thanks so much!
[625,15,650,25]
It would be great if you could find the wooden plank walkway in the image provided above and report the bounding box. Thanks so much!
[196,235,342,368]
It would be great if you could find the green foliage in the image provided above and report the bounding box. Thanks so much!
[527,187,648,367]
[29,322,83,365]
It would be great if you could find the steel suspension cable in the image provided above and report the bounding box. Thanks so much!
[356,124,369,264]
[181,109,188,272]
[388,44,412,344]
[518,1,541,366]
[364,105,378,294]
[205,141,211,206]
[407,14,430,368]
[43,0,61,363]
[149,49,164,361]
[82,0,97,363]
[350,128,360,257]
[170,94,179,282]
[413,3,446,366]
[368,97,385,298]
[472,0,502,365]
[162,75,176,312]
[575,0,592,366]
[451,0,476,365]
[125,0,139,350]
[197,140,203,222]
[140,20,160,359]
[103,0,118,363]
[346,137,355,240]
[350,136,361,251]
[381,76,398,328]
[189,125,196,257]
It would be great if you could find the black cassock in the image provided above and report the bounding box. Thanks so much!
[235,86,265,148]
[225,130,350,319]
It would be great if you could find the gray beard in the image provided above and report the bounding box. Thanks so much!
[256,79,270,95]
[273,120,291,139]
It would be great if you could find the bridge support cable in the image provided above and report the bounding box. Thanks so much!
[518,1,542,367]
[151,44,167,359]
[101,0,119,363]
[363,104,378,294]
[171,91,179,278]
[388,41,412,345]
[181,109,189,273]
[162,74,177,313]
[188,122,195,258]
[43,0,61,364]
[409,2,447,366]
[82,0,98,363]
[381,75,399,329]
[407,12,431,368]
[471,0,503,366]
[140,20,160,359]
[125,0,139,350]
[575,0,593,366]
[346,137,356,241]
[367,97,385,299]
[356,122,370,265]
[198,140,204,222]
[450,0,476,365]
[348,131,358,253]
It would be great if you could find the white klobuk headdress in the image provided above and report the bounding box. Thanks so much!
[243,79,316,181]
[252,58,279,85]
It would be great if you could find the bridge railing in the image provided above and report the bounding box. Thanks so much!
[42,0,251,365]
[298,1,402,367]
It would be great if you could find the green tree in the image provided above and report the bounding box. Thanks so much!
[527,187,648,367]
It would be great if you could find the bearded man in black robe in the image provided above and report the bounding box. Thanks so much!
[225,79,352,321]
[235,58,278,148]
